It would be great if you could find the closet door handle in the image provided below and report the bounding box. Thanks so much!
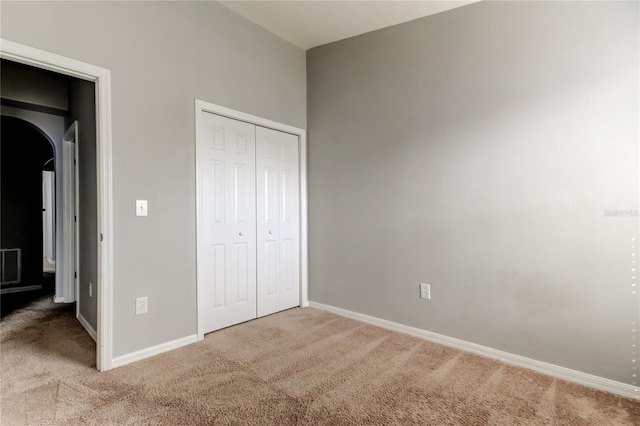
[268,231,273,235]
[239,232,243,237]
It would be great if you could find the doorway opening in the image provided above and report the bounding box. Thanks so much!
[0,42,113,370]
[1,116,56,313]
[1,59,97,349]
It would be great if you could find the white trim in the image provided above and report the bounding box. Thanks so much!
[299,128,309,308]
[111,335,198,368]
[77,312,97,342]
[309,301,640,400]
[194,100,309,341]
[195,102,204,341]
[1,39,114,372]
[53,296,65,303]
[42,172,55,263]
[65,121,81,317]
[62,136,75,304]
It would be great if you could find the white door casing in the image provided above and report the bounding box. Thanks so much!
[60,121,80,307]
[1,39,114,371]
[62,122,77,304]
[68,121,81,316]
[256,126,300,317]
[42,171,55,262]
[197,112,257,333]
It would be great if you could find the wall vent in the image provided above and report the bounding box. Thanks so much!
[1,249,22,285]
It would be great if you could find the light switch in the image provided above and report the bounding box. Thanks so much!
[136,200,148,216]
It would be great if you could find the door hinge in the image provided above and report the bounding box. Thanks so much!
[74,272,77,279]
[74,215,77,222]
[100,233,103,242]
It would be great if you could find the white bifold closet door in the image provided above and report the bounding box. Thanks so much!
[199,113,257,332]
[256,126,300,317]
[198,112,300,335]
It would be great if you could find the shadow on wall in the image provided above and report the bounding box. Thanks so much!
[1,116,56,316]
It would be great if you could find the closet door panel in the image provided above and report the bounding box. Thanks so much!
[198,112,257,334]
[256,126,300,317]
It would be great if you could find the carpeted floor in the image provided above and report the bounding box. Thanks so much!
[1,297,639,425]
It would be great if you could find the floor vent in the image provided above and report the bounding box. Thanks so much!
[1,249,21,285]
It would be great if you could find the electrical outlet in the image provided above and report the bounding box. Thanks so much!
[420,283,431,300]
[89,282,92,298]
[136,296,148,315]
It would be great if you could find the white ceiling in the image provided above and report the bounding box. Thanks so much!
[220,1,481,50]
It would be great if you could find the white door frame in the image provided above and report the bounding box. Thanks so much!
[195,99,309,341]
[42,170,55,263]
[53,132,73,304]
[61,124,77,304]
[63,121,81,312]
[0,39,114,371]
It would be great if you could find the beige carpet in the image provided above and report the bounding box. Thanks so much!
[1,297,639,425]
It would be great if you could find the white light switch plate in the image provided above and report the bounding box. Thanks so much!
[136,200,148,216]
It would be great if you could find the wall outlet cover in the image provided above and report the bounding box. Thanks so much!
[136,296,148,315]
[420,283,431,300]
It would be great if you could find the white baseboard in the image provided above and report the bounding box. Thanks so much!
[308,301,639,400]
[53,296,65,303]
[76,312,97,342]
[111,334,198,369]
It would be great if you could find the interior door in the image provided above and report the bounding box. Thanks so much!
[198,112,257,333]
[256,126,300,317]
[62,122,78,304]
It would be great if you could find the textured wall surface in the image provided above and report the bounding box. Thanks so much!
[307,1,639,383]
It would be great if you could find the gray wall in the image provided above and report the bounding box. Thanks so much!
[1,105,65,270]
[1,60,69,111]
[2,64,98,313]
[1,1,306,357]
[307,1,639,384]
[0,106,64,159]
[0,116,54,287]
[1,61,69,273]
[67,79,98,330]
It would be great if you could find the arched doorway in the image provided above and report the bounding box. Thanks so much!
[1,116,56,315]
